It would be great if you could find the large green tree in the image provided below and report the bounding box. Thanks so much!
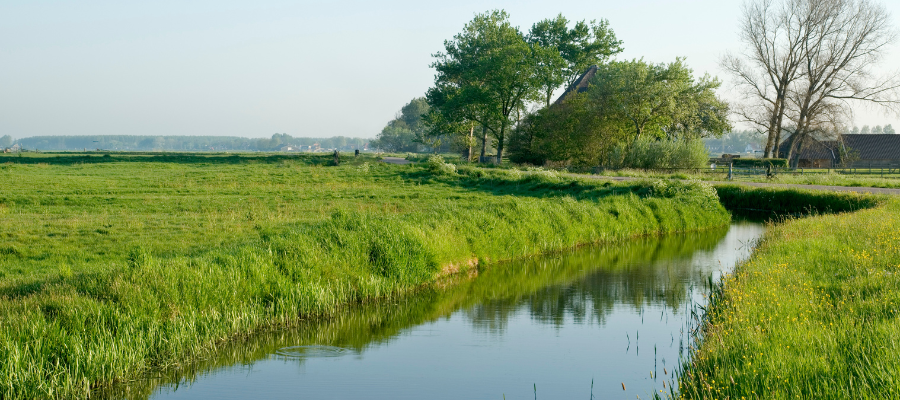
[528,15,623,107]
[588,58,730,142]
[429,10,541,162]
[371,97,431,153]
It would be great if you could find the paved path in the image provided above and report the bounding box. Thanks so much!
[380,157,411,165]
[567,173,900,195]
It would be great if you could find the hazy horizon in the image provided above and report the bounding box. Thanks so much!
[2,0,899,140]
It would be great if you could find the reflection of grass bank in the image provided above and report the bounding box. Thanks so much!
[680,198,900,399]
[99,225,732,399]
[0,156,729,399]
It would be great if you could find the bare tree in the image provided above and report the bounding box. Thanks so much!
[725,0,898,161]
[723,0,811,158]
[784,0,899,165]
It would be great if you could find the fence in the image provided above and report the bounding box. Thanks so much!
[628,162,900,181]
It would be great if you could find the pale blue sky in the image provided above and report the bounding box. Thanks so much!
[1,0,898,139]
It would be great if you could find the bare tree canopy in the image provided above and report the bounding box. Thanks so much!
[724,0,899,161]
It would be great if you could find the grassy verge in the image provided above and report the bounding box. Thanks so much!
[679,197,900,399]
[0,155,728,399]
[599,168,900,189]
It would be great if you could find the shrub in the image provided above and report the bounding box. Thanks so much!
[426,155,457,175]
[606,137,709,170]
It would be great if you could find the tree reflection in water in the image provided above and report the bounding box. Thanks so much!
[99,223,760,399]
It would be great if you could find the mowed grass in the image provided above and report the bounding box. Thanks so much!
[679,197,900,399]
[0,154,729,399]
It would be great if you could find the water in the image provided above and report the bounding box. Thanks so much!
[106,222,764,400]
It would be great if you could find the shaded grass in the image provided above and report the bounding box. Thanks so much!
[715,185,886,218]
[0,155,729,399]
[679,198,900,399]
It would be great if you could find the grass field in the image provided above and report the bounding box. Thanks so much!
[679,197,900,399]
[0,153,730,399]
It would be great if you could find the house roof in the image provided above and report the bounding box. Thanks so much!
[553,65,598,105]
[777,136,838,160]
[839,134,900,160]
[777,134,900,161]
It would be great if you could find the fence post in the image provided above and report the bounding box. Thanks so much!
[728,162,733,181]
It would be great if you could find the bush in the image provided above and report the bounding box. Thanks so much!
[426,155,457,175]
[606,137,709,170]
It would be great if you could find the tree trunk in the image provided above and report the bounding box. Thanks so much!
[496,123,506,163]
[467,124,475,162]
[480,125,488,159]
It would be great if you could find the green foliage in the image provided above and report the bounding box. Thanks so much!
[588,58,731,141]
[0,135,12,148]
[527,15,623,106]
[429,10,542,161]
[425,155,457,175]
[508,93,625,167]
[605,137,710,169]
[371,98,433,153]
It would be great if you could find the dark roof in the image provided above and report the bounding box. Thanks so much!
[553,65,598,105]
[777,136,838,160]
[777,133,900,161]
[839,134,900,160]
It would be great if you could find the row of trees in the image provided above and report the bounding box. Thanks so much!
[848,124,896,134]
[12,135,368,152]
[725,0,899,164]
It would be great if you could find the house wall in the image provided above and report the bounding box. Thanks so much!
[798,159,833,168]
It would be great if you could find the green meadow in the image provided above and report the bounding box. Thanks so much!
[0,153,729,399]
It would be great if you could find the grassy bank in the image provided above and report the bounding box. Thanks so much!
[679,197,900,399]
[0,155,728,399]
[715,185,883,217]
[102,226,731,399]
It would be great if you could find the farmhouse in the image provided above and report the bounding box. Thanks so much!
[553,65,598,105]
[778,134,900,168]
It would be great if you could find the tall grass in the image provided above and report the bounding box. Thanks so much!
[605,138,709,170]
[678,197,900,399]
[0,155,729,399]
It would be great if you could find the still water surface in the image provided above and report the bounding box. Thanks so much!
[112,222,764,400]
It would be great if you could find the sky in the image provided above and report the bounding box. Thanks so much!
[2,0,900,139]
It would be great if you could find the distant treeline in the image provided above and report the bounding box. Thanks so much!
[12,134,370,152]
